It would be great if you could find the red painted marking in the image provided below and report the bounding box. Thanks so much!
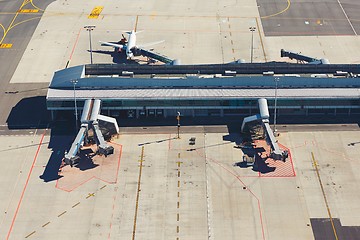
[196,149,266,240]
[69,28,81,61]
[111,142,123,183]
[254,140,296,178]
[6,130,46,240]
[107,184,119,239]
[56,144,122,192]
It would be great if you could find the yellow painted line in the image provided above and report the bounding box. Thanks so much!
[86,193,95,199]
[261,0,291,19]
[0,43,12,48]
[311,152,339,240]
[18,9,39,13]
[42,221,50,227]
[150,12,157,20]
[30,0,45,12]
[25,231,36,238]
[176,161,182,167]
[256,17,267,62]
[9,16,41,31]
[88,6,103,19]
[134,15,139,32]
[72,202,80,208]
[132,146,144,240]
[1,0,29,44]
[57,211,67,217]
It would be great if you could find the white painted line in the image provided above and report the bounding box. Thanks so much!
[337,0,357,35]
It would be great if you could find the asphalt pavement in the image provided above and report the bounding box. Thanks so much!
[0,0,53,126]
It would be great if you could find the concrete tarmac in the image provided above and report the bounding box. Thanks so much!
[0,0,360,239]
[1,129,360,239]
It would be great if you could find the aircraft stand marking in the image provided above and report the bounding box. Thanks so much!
[132,146,145,240]
[311,152,339,240]
[88,6,103,19]
[0,43,12,48]
[23,184,108,238]
[256,17,267,62]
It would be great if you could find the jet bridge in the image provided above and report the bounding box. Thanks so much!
[241,98,288,161]
[139,49,180,65]
[64,99,118,166]
[281,49,329,64]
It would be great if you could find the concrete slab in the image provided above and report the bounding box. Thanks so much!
[8,0,360,85]
[9,0,260,83]
[1,127,360,239]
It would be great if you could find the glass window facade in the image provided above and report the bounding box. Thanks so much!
[47,98,360,110]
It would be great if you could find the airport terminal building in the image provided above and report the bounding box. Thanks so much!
[47,65,360,119]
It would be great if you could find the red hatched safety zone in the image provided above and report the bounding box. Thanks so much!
[255,140,296,178]
[56,142,122,192]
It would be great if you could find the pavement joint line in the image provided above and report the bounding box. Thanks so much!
[311,152,339,240]
[256,17,267,62]
[178,181,180,188]
[177,201,180,208]
[72,202,80,208]
[30,184,106,236]
[5,129,46,240]
[25,230,36,238]
[177,226,179,233]
[41,221,50,227]
[100,185,107,190]
[57,210,67,217]
[199,138,266,239]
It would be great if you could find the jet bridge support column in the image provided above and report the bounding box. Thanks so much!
[64,99,117,166]
[93,121,114,156]
[64,99,94,166]
[241,98,288,161]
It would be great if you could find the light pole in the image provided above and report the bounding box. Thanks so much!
[249,27,256,63]
[84,25,96,64]
[273,77,280,134]
[177,111,181,139]
[71,80,79,130]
